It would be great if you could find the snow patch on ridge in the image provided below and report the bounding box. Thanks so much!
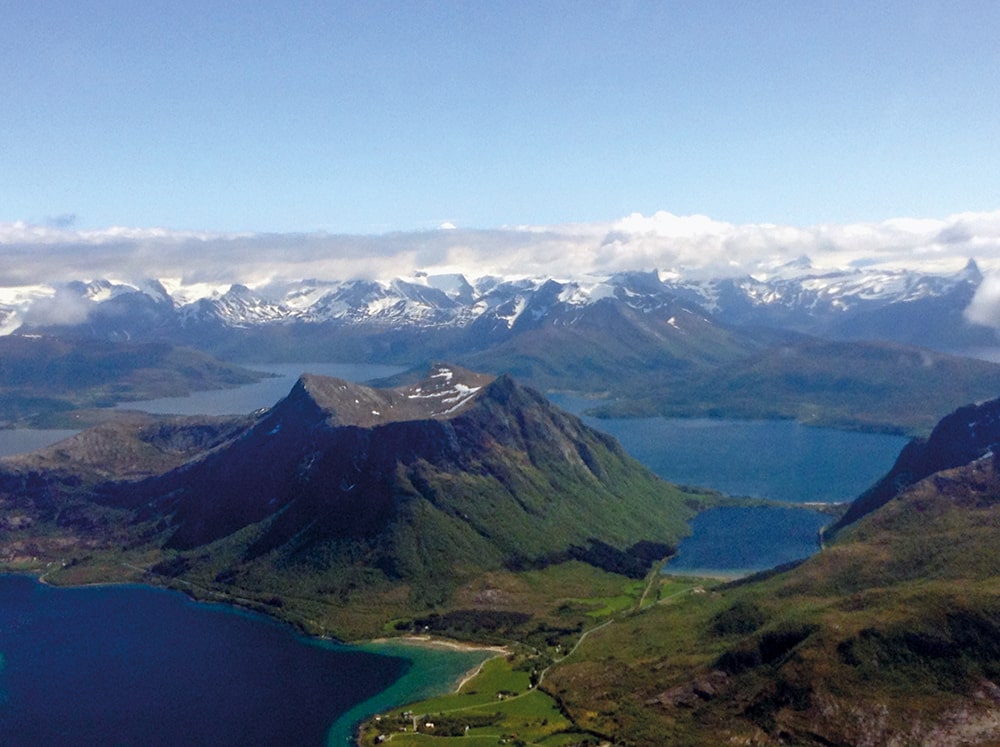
[406,368,483,416]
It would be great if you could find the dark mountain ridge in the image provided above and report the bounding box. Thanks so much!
[833,395,1000,531]
[0,365,707,634]
[121,365,697,565]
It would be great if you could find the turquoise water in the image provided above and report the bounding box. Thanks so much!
[327,641,496,745]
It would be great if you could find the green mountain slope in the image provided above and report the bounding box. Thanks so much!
[0,365,709,638]
[546,432,1000,745]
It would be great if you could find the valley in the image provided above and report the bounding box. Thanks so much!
[7,6,1000,744]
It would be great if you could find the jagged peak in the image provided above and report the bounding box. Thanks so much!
[959,257,982,282]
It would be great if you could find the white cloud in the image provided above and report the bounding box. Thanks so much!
[966,274,1000,330]
[2,210,999,291]
[19,287,92,327]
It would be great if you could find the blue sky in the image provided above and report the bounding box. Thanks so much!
[2,1,999,234]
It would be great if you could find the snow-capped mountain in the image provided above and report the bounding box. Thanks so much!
[670,258,989,349]
[2,259,993,355]
[673,257,979,320]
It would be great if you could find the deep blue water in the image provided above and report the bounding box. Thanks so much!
[547,394,907,574]
[665,506,831,575]
[598,417,906,503]
[0,575,408,747]
[548,395,908,504]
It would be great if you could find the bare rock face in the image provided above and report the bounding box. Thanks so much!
[648,671,731,709]
[291,364,494,427]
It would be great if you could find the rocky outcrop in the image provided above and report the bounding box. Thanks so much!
[833,396,1000,532]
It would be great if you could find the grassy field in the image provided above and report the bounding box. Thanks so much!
[355,572,711,746]
[540,456,1000,745]
[357,650,589,746]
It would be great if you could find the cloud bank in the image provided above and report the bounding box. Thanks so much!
[2,211,1000,291]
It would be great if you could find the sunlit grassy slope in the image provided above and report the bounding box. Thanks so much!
[545,453,1000,746]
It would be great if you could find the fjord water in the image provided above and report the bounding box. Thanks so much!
[115,362,406,416]
[548,395,909,504]
[548,394,909,575]
[0,576,494,747]
[0,575,410,746]
[0,370,912,743]
[664,505,833,575]
[0,363,405,458]
[588,413,905,574]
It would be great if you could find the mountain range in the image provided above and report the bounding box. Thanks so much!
[2,259,991,358]
[4,260,999,434]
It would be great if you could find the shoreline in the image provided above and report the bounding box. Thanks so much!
[454,653,500,692]
[4,572,501,747]
[336,637,508,746]
[361,635,509,697]
[365,634,509,654]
